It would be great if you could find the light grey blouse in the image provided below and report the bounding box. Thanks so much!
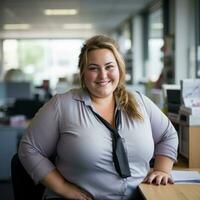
[18,88,178,200]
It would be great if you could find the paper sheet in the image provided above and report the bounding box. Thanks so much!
[171,170,200,184]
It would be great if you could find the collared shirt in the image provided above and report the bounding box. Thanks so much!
[18,88,178,200]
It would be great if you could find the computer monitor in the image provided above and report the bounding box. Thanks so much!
[5,82,33,100]
[162,84,180,99]
[167,89,181,105]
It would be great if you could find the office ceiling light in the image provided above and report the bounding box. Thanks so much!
[44,9,77,15]
[63,24,92,29]
[3,24,31,30]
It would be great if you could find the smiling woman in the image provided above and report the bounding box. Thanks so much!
[18,34,178,200]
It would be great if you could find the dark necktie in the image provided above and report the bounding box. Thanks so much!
[89,107,131,178]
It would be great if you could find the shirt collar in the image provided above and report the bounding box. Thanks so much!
[72,88,92,106]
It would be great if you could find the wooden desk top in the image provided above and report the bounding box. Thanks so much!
[139,168,200,200]
[139,183,200,200]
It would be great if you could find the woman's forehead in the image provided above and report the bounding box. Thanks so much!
[87,49,117,64]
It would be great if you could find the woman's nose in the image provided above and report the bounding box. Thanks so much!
[98,68,107,79]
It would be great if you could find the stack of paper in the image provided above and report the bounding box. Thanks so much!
[171,170,200,184]
[181,79,200,117]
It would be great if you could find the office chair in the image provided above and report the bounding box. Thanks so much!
[11,153,45,200]
[9,99,44,119]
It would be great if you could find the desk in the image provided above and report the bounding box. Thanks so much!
[139,169,200,200]
[139,184,200,200]
[168,114,200,168]
[179,125,200,168]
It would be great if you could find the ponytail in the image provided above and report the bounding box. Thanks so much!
[115,86,143,120]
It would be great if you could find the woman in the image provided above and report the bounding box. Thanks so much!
[19,35,178,200]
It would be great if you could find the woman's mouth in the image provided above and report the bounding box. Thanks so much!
[96,80,111,87]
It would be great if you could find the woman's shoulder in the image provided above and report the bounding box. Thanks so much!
[128,90,153,111]
[130,90,146,104]
[53,88,83,101]
[132,90,152,103]
[48,88,88,109]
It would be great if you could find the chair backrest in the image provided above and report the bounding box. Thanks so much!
[11,153,45,200]
[11,99,44,119]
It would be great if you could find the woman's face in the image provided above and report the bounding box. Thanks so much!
[83,48,120,99]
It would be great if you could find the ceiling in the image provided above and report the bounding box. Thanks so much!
[0,0,153,39]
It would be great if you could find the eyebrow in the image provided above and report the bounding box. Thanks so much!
[87,62,114,67]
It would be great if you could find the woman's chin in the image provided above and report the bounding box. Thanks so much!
[93,90,113,99]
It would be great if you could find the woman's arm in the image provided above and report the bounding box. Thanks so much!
[19,95,93,199]
[143,155,174,185]
[142,95,178,162]
[41,169,93,200]
[19,96,60,183]
[139,94,178,185]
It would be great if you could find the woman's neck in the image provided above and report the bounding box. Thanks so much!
[91,94,114,107]
[91,95,116,127]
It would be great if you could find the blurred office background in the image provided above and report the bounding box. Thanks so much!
[0,0,200,199]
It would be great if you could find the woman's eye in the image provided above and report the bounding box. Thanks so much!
[88,67,98,71]
[106,65,114,70]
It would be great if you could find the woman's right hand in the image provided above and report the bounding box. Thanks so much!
[41,169,93,200]
[63,181,93,200]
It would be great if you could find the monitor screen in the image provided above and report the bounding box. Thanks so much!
[167,89,181,104]
[5,82,32,100]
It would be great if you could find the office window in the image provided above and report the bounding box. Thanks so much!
[147,8,164,82]
[3,39,83,88]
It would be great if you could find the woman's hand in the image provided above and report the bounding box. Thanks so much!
[63,181,93,200]
[41,169,93,200]
[143,170,174,185]
[143,155,175,185]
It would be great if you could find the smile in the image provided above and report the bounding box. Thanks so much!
[96,80,111,86]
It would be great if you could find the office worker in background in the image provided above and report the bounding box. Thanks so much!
[19,35,178,200]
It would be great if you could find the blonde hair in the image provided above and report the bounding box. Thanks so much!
[78,35,142,120]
